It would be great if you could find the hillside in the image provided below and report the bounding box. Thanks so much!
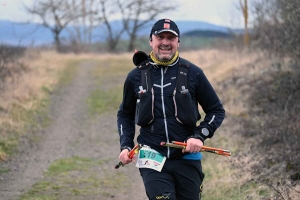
[0,19,234,46]
[182,30,232,38]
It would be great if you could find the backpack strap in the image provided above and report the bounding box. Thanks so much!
[132,51,152,93]
[176,58,191,93]
[139,64,152,93]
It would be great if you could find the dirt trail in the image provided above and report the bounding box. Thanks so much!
[0,61,147,200]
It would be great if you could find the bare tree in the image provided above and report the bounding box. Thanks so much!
[94,0,126,52]
[117,0,177,52]
[93,0,177,52]
[73,0,98,45]
[25,0,177,52]
[86,0,98,44]
[25,0,83,51]
[67,0,98,52]
[239,0,249,47]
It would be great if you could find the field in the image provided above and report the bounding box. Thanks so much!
[0,48,299,200]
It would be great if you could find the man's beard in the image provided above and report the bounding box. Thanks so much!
[159,55,172,62]
[155,44,175,62]
[155,51,174,62]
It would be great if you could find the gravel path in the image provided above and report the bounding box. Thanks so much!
[0,61,147,200]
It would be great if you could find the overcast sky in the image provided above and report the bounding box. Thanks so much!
[0,0,244,28]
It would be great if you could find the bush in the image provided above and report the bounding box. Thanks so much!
[252,0,300,61]
[0,45,27,89]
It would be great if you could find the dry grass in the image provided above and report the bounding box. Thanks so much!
[2,48,296,199]
[179,49,253,198]
[182,49,290,199]
[0,50,142,160]
[0,50,99,160]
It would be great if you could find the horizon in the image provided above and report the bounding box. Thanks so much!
[0,19,236,46]
[0,0,245,29]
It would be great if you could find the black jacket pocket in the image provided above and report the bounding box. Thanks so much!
[174,90,198,127]
[135,89,154,126]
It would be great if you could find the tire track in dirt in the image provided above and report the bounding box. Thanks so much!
[0,61,147,200]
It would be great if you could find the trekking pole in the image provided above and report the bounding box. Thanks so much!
[160,141,231,156]
[114,144,141,169]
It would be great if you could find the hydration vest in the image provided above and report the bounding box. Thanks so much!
[133,51,199,127]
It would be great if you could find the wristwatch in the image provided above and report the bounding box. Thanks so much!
[187,134,204,143]
[201,128,209,136]
[120,146,132,152]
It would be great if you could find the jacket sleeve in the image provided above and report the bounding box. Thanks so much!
[117,73,137,150]
[193,68,225,142]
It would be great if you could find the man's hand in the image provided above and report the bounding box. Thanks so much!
[119,149,132,165]
[183,138,203,153]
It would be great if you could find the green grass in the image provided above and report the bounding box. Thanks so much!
[57,60,80,86]
[19,181,59,200]
[46,156,97,176]
[19,195,57,200]
[86,87,123,115]
[86,58,132,115]
[0,138,18,156]
[19,156,128,199]
[0,167,9,173]
[202,181,271,200]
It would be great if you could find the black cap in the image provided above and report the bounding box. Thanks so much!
[150,19,180,38]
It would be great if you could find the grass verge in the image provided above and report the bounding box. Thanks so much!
[19,156,128,200]
[0,52,80,162]
[86,57,133,115]
[17,54,133,200]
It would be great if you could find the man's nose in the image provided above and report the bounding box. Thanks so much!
[161,38,170,44]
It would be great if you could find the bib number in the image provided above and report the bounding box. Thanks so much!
[136,147,166,172]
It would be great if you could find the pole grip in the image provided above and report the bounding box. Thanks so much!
[115,144,141,169]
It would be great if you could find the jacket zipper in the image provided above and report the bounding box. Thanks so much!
[160,68,170,158]
[145,72,148,92]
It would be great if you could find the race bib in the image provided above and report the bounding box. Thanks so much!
[136,147,166,172]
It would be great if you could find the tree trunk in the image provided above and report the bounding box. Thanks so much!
[128,33,137,52]
[54,31,61,52]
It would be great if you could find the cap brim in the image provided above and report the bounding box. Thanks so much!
[153,29,178,37]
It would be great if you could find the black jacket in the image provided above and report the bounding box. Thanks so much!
[117,57,225,159]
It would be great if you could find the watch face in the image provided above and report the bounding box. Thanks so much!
[202,128,209,136]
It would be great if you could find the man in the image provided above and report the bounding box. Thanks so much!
[117,19,225,200]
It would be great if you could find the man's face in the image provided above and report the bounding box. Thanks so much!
[149,32,179,62]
